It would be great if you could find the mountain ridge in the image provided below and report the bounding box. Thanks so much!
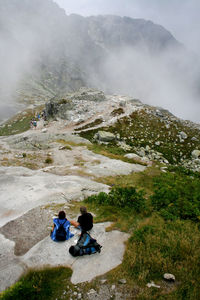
[0,0,191,116]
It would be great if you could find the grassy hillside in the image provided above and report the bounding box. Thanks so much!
[1,105,200,299]
[1,167,200,300]
[79,109,200,164]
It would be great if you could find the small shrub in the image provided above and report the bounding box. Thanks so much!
[110,107,124,116]
[86,187,146,213]
[58,98,71,105]
[45,157,53,164]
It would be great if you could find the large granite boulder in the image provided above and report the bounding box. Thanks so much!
[45,98,73,119]
[94,131,116,142]
[68,87,106,102]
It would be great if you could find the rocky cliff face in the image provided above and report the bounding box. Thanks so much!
[0,0,183,103]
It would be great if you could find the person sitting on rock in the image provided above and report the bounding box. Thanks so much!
[51,210,74,242]
[71,206,93,232]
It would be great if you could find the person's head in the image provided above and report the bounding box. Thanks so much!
[80,206,87,215]
[58,210,66,219]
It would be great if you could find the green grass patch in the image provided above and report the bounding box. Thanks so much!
[123,215,200,299]
[0,267,72,300]
[95,165,161,197]
[45,157,53,164]
[86,186,147,213]
[151,172,200,221]
[87,143,146,165]
[0,105,44,136]
[82,167,200,299]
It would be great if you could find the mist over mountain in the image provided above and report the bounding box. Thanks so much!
[0,0,200,122]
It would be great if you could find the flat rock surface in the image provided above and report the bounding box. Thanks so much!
[0,166,109,227]
[0,97,146,292]
[0,222,129,291]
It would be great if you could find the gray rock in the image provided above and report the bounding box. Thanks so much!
[138,149,146,157]
[87,289,97,295]
[68,88,106,102]
[191,137,198,141]
[145,145,151,151]
[141,156,150,163]
[45,98,73,120]
[118,279,127,284]
[100,279,107,284]
[191,150,200,159]
[179,131,188,139]
[155,141,161,146]
[194,159,200,165]
[146,281,160,288]
[155,110,164,118]
[94,131,116,142]
[116,133,120,140]
[117,141,132,151]
[124,153,141,160]
[119,101,126,107]
[163,273,175,282]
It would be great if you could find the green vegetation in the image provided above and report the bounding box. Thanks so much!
[86,187,146,213]
[45,157,53,164]
[1,106,200,299]
[0,105,44,136]
[87,143,147,165]
[124,216,200,299]
[0,267,72,300]
[79,109,200,164]
[58,98,71,105]
[0,113,33,136]
[95,165,161,196]
[151,172,200,221]
[110,107,124,116]
[74,118,103,131]
[84,168,200,299]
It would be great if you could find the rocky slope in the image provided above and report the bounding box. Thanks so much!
[0,0,193,111]
[0,89,199,297]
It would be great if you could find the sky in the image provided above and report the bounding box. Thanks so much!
[54,0,200,54]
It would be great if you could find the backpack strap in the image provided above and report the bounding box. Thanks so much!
[58,219,67,226]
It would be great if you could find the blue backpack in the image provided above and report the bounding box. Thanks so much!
[69,232,102,256]
[56,220,67,241]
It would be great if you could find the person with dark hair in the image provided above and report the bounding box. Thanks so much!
[71,206,93,232]
[50,210,74,242]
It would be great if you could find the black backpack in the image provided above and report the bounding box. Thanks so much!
[69,232,102,257]
[56,220,67,241]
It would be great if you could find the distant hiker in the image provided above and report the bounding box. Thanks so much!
[37,113,40,120]
[33,119,37,129]
[30,119,33,129]
[71,206,93,232]
[50,210,74,242]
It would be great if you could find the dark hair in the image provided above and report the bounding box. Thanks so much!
[80,206,87,214]
[58,211,66,219]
